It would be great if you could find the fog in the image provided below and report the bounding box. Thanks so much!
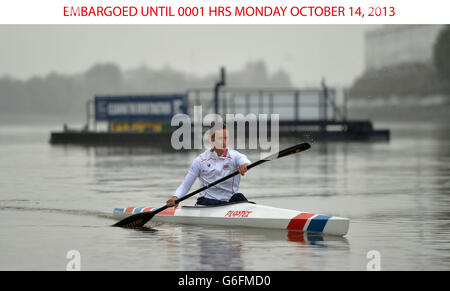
[0,25,371,87]
[1,24,448,124]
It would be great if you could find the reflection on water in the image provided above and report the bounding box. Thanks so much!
[198,237,244,271]
[126,225,350,271]
[0,122,449,270]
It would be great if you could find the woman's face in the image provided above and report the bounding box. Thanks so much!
[211,129,227,150]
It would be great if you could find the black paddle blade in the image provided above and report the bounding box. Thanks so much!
[261,142,311,162]
[112,211,155,228]
[278,142,311,159]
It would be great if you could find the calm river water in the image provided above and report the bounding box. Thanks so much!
[0,121,449,270]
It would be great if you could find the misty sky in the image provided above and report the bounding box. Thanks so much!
[0,25,375,87]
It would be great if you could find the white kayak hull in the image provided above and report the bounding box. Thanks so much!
[113,202,349,236]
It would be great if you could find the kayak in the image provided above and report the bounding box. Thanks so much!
[113,202,349,236]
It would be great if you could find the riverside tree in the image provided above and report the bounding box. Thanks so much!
[434,25,450,84]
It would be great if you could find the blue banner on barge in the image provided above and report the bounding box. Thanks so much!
[94,95,187,122]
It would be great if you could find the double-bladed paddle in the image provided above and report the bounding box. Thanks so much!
[112,142,311,228]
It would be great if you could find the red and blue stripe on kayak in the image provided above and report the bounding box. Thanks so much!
[115,206,176,216]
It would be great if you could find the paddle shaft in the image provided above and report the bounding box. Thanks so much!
[113,142,310,227]
[149,143,309,216]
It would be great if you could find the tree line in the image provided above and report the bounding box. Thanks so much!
[0,60,291,119]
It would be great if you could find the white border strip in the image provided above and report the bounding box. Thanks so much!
[1,0,449,24]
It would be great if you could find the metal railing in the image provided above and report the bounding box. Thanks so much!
[185,86,347,122]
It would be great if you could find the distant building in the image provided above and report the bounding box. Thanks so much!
[365,25,445,72]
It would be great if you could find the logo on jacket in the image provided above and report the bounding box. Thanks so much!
[223,165,229,169]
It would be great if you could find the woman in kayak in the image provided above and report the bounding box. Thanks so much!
[166,125,250,207]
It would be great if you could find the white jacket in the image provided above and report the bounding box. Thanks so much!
[174,148,251,201]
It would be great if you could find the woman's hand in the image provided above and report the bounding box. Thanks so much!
[166,196,179,208]
[238,163,248,176]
